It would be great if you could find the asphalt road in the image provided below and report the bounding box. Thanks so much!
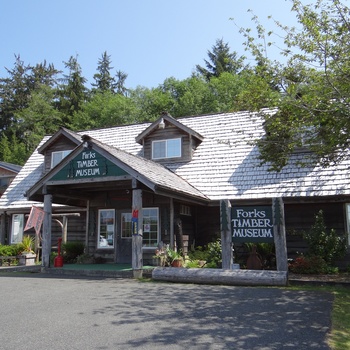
[0,273,333,350]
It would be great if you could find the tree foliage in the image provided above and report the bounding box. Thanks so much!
[238,0,350,170]
[196,38,245,80]
[0,40,279,165]
[92,51,115,93]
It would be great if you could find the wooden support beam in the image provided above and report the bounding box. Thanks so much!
[42,194,52,268]
[272,197,288,272]
[220,199,233,270]
[132,188,143,278]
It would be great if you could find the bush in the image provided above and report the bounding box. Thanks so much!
[303,210,346,265]
[188,238,222,268]
[0,244,22,257]
[289,256,329,274]
[62,241,85,263]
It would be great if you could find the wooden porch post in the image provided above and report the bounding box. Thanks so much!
[0,213,5,245]
[272,197,288,272]
[170,198,174,249]
[62,216,68,243]
[220,199,233,270]
[132,184,143,278]
[42,193,52,268]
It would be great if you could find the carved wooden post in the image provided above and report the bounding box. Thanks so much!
[132,186,143,278]
[272,197,288,272]
[220,199,233,270]
[42,193,52,268]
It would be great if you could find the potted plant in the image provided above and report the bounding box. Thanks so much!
[153,247,167,266]
[18,235,36,266]
[166,248,183,267]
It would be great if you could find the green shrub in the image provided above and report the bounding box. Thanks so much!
[0,244,22,257]
[188,238,222,268]
[303,210,346,265]
[62,241,85,263]
[289,255,329,274]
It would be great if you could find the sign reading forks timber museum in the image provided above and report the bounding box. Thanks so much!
[50,150,128,181]
[231,206,274,243]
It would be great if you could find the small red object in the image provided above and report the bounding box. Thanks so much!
[54,238,64,267]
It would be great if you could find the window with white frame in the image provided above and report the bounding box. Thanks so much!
[121,213,132,238]
[51,150,72,168]
[345,204,350,246]
[120,208,159,247]
[152,138,181,160]
[98,209,115,248]
[11,214,24,244]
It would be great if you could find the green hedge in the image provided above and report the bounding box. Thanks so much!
[0,244,22,257]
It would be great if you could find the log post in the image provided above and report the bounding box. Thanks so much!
[272,197,288,272]
[220,199,233,270]
[42,193,52,268]
[132,186,143,278]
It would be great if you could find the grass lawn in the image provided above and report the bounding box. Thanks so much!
[289,285,350,350]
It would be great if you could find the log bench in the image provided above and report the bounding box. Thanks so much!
[152,267,288,286]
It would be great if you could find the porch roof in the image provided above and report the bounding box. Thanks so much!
[26,135,209,205]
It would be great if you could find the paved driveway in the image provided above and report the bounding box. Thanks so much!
[0,273,332,350]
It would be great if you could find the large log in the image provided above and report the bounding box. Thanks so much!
[152,267,288,286]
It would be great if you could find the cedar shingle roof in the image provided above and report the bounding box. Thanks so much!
[1,108,350,211]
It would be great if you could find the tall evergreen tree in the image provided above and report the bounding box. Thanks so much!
[196,39,246,80]
[114,70,128,96]
[58,55,88,120]
[0,55,31,137]
[92,51,115,93]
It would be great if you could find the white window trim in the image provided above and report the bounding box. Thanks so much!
[11,214,24,244]
[121,212,132,239]
[152,138,181,160]
[51,150,72,168]
[345,204,350,246]
[97,209,115,249]
[120,208,160,248]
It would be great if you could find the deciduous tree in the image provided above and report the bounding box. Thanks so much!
[238,0,350,170]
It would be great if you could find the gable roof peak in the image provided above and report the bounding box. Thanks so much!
[37,127,81,154]
[135,111,204,144]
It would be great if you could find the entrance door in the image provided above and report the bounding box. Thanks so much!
[116,212,132,263]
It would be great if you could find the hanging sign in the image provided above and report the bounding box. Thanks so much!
[131,209,139,235]
[231,206,274,243]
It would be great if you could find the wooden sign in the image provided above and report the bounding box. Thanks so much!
[231,206,274,243]
[50,150,128,181]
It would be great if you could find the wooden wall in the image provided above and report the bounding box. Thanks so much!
[42,136,78,174]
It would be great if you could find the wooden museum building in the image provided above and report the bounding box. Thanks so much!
[0,110,349,268]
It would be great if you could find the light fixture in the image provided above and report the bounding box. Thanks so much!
[158,118,165,129]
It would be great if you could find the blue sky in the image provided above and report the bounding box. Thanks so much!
[0,0,299,89]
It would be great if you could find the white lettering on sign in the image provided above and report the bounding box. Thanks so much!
[232,228,273,238]
[76,168,101,177]
[231,207,273,241]
[75,151,101,177]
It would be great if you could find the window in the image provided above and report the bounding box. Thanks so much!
[152,138,181,159]
[345,204,350,246]
[142,208,159,247]
[120,208,159,248]
[180,205,191,216]
[98,209,115,248]
[51,150,72,168]
[11,214,24,244]
[121,213,132,238]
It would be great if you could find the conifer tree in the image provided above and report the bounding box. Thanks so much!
[196,39,245,80]
[92,51,115,93]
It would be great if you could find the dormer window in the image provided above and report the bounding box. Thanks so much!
[51,150,72,168]
[152,138,181,160]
